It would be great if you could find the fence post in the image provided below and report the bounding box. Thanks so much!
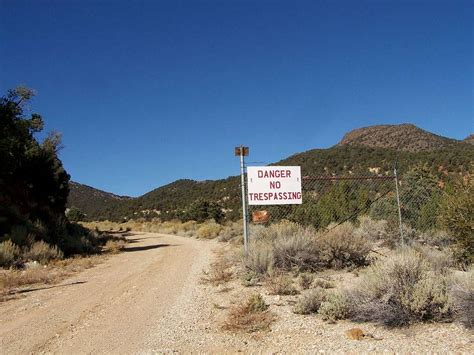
[239,146,249,253]
[394,168,404,245]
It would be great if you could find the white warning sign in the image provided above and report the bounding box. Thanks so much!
[247,166,302,205]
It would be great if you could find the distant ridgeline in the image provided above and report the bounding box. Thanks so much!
[67,124,474,223]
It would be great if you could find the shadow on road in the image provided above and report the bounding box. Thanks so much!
[10,281,87,295]
[123,243,175,252]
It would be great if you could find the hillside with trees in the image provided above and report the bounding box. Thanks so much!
[67,124,474,222]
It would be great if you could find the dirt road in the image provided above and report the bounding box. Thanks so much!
[0,233,218,354]
[2,232,472,354]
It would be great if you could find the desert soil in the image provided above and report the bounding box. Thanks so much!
[1,232,472,354]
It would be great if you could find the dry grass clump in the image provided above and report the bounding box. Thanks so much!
[103,239,126,254]
[222,293,274,332]
[298,273,314,290]
[418,230,454,249]
[81,220,119,231]
[266,273,298,295]
[240,271,261,287]
[313,278,335,289]
[243,241,274,276]
[203,259,233,286]
[355,216,388,241]
[1,240,64,268]
[347,248,453,327]
[218,221,243,243]
[318,291,350,321]
[293,288,327,314]
[0,267,60,291]
[196,222,223,239]
[0,240,21,268]
[450,268,473,328]
[413,244,453,272]
[0,255,103,301]
[255,220,306,242]
[24,241,64,264]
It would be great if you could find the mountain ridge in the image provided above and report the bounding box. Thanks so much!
[337,123,463,152]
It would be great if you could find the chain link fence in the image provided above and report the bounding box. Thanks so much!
[247,167,445,242]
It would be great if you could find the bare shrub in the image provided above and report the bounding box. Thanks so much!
[451,268,473,328]
[298,273,314,290]
[0,240,21,268]
[413,244,453,273]
[266,273,298,295]
[241,271,260,287]
[419,230,454,249]
[203,260,233,286]
[347,248,453,326]
[319,222,372,269]
[384,222,418,248]
[293,288,326,314]
[356,216,388,241]
[318,291,349,321]
[24,241,63,264]
[272,231,322,272]
[243,241,273,276]
[222,294,274,332]
[103,240,126,254]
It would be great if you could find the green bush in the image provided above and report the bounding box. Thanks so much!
[185,200,224,223]
[66,207,86,222]
[318,291,349,321]
[441,181,473,266]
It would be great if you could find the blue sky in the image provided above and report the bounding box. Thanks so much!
[1,0,473,196]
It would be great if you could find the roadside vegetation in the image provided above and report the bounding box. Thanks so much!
[202,194,473,333]
[0,87,129,301]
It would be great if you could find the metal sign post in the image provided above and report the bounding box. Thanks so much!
[235,146,249,253]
